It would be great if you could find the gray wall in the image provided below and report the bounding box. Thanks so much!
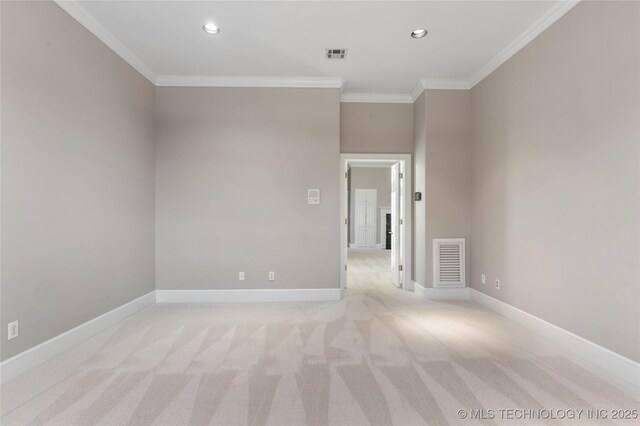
[341,103,413,153]
[470,1,640,362]
[412,90,471,287]
[1,1,156,361]
[348,167,392,245]
[155,87,340,290]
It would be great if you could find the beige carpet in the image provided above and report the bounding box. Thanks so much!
[1,249,637,425]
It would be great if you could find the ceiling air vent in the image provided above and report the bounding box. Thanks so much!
[433,238,466,288]
[326,48,347,59]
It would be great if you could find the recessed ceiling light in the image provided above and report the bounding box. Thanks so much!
[203,23,220,34]
[411,29,427,39]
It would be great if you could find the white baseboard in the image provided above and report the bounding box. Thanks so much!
[0,287,341,383]
[155,288,342,303]
[404,280,414,292]
[413,281,426,297]
[413,281,470,300]
[425,287,470,300]
[469,288,640,396]
[0,291,155,384]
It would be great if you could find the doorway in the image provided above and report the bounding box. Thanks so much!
[385,213,392,249]
[340,154,412,291]
[381,209,392,249]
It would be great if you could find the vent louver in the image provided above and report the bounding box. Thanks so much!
[326,49,347,59]
[433,238,465,288]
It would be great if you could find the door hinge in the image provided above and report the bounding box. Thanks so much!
[398,265,403,272]
[399,219,403,225]
[399,172,404,179]
[345,218,348,225]
[345,172,348,178]
[345,265,348,271]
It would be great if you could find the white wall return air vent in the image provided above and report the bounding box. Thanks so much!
[433,238,465,288]
[326,49,347,59]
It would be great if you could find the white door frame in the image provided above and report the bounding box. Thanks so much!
[390,162,401,287]
[340,153,412,290]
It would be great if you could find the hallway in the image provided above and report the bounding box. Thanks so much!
[347,249,395,292]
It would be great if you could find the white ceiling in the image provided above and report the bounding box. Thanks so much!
[65,1,578,97]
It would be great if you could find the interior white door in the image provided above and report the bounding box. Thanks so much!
[355,189,377,248]
[390,163,401,286]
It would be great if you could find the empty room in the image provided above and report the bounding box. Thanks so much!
[1,1,639,425]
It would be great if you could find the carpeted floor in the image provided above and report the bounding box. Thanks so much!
[1,249,637,425]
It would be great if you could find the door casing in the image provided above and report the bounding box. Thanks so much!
[340,153,412,291]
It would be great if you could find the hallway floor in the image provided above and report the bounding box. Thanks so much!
[347,248,396,292]
[2,252,637,425]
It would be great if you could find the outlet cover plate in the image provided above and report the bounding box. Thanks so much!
[8,321,18,340]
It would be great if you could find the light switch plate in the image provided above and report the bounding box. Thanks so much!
[307,189,320,205]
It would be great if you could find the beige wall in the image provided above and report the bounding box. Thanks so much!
[341,103,413,153]
[1,1,156,360]
[348,167,392,245]
[155,87,340,290]
[412,90,471,287]
[425,90,472,287]
[412,93,427,285]
[470,1,640,362]
[4,0,638,368]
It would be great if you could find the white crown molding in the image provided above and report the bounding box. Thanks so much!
[411,1,581,97]
[53,1,343,91]
[0,291,155,384]
[340,93,413,104]
[54,0,579,99]
[470,289,640,398]
[424,79,471,90]
[410,78,472,103]
[410,79,427,102]
[468,0,581,88]
[53,0,157,83]
[155,288,342,303]
[156,75,345,89]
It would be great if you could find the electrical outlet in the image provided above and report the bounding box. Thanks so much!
[239,272,245,281]
[8,321,18,340]
[268,271,275,281]
[495,279,501,290]
[481,274,486,284]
